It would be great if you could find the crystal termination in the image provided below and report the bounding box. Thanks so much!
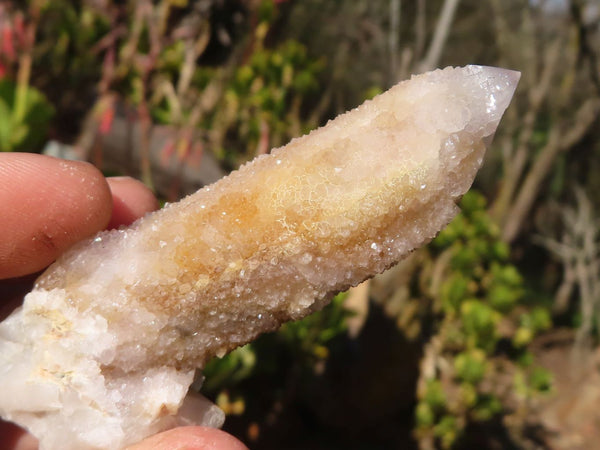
[0,65,519,449]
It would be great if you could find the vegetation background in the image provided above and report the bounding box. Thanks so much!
[1,0,599,448]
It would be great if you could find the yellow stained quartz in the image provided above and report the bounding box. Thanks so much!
[0,65,519,450]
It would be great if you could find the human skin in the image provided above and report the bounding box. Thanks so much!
[0,153,247,450]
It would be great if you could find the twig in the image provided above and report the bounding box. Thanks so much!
[502,98,600,243]
[388,0,400,86]
[414,0,426,63]
[570,0,600,96]
[13,0,39,124]
[417,0,460,73]
[535,187,600,364]
[490,40,561,224]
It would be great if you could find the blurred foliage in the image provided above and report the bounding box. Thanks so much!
[0,3,54,151]
[201,293,351,421]
[0,0,324,162]
[217,39,323,161]
[203,294,350,391]
[413,192,553,448]
[0,79,53,151]
[2,0,600,448]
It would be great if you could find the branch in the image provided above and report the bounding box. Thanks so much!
[491,40,561,222]
[417,0,460,73]
[570,0,600,96]
[535,187,600,360]
[558,98,600,151]
[388,0,401,86]
[414,0,426,62]
[502,98,600,243]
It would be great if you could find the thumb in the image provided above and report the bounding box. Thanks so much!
[126,426,248,450]
[0,153,112,279]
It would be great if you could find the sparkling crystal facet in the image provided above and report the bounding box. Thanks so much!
[0,65,519,450]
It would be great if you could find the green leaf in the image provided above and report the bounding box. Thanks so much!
[472,394,502,421]
[0,97,13,151]
[258,0,276,23]
[487,284,520,312]
[363,86,384,101]
[459,382,478,408]
[450,245,480,272]
[491,241,510,261]
[512,327,533,348]
[460,190,487,215]
[424,379,447,412]
[433,415,459,448]
[202,345,257,393]
[415,402,435,428]
[441,274,469,313]
[517,350,534,367]
[529,367,553,392]
[460,301,499,352]
[530,307,552,333]
[0,79,54,151]
[9,123,29,148]
[454,350,487,384]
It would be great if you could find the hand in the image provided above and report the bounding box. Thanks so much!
[0,153,246,450]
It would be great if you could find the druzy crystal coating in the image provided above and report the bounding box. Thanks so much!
[0,65,519,450]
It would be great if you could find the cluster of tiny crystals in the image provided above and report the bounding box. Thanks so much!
[0,65,519,450]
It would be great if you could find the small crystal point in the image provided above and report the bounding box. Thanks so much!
[0,65,518,450]
[467,65,520,127]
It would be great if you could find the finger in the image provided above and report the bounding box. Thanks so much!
[106,177,159,229]
[0,420,38,450]
[126,426,248,450]
[0,153,112,280]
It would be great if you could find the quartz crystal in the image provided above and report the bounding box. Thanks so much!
[0,65,519,449]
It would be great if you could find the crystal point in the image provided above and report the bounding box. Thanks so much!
[0,65,518,449]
